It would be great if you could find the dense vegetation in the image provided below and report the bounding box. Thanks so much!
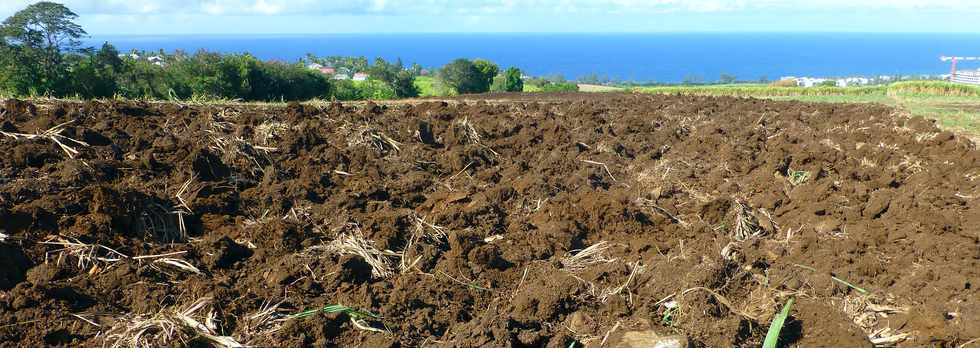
[5,2,969,103]
[0,2,526,102]
[524,76,580,92]
[886,80,980,97]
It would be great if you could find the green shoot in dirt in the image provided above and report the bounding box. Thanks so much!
[291,304,386,333]
[763,297,795,348]
[661,307,676,326]
[788,170,810,186]
[793,264,870,294]
[831,276,869,294]
[290,304,380,320]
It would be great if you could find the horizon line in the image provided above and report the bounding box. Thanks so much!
[84,31,980,37]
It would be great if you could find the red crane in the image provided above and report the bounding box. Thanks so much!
[941,56,980,79]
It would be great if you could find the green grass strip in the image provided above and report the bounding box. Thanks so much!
[762,297,795,348]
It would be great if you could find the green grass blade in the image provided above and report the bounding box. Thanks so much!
[831,276,868,294]
[290,304,352,319]
[762,297,795,348]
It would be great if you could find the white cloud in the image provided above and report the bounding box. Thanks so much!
[1,0,976,18]
[251,0,285,15]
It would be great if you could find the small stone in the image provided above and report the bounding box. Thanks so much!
[863,191,892,219]
[615,331,688,348]
[566,311,595,335]
[813,218,841,235]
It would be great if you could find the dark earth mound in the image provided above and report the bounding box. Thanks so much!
[0,94,977,347]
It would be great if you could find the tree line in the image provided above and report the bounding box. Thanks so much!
[0,2,529,102]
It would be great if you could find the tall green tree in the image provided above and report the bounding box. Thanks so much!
[69,42,123,98]
[367,57,418,98]
[491,67,523,92]
[409,63,424,76]
[116,51,187,99]
[438,59,484,94]
[473,59,499,90]
[502,67,523,92]
[0,1,86,95]
[389,70,419,98]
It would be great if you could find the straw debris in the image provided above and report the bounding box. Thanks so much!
[239,300,290,343]
[453,116,499,157]
[304,223,397,278]
[731,200,769,241]
[561,241,616,273]
[1,120,90,158]
[399,214,448,273]
[346,124,402,154]
[41,236,128,274]
[841,295,910,347]
[102,297,244,348]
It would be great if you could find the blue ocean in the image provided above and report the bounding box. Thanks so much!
[84,33,980,83]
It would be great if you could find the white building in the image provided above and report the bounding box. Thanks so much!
[835,77,869,87]
[792,76,871,88]
[795,77,829,87]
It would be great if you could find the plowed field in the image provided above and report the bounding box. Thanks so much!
[1,94,977,347]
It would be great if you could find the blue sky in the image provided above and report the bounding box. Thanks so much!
[1,0,977,34]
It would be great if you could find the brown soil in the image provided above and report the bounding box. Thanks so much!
[0,94,977,347]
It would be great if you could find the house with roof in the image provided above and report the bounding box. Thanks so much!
[318,67,337,75]
[307,63,323,70]
[146,56,165,66]
[352,72,369,81]
[333,74,351,80]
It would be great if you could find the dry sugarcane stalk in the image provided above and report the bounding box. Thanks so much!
[1,120,90,158]
[412,213,448,241]
[399,214,449,273]
[170,177,200,242]
[732,200,764,241]
[103,297,244,348]
[561,241,616,273]
[635,198,688,227]
[599,261,645,304]
[581,159,616,182]
[240,300,290,343]
[455,117,499,157]
[41,236,129,272]
[303,224,397,278]
[150,258,203,275]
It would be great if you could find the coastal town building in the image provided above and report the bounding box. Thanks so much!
[121,53,166,66]
[780,76,872,88]
[307,63,339,75]
[951,70,980,85]
[941,56,980,85]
